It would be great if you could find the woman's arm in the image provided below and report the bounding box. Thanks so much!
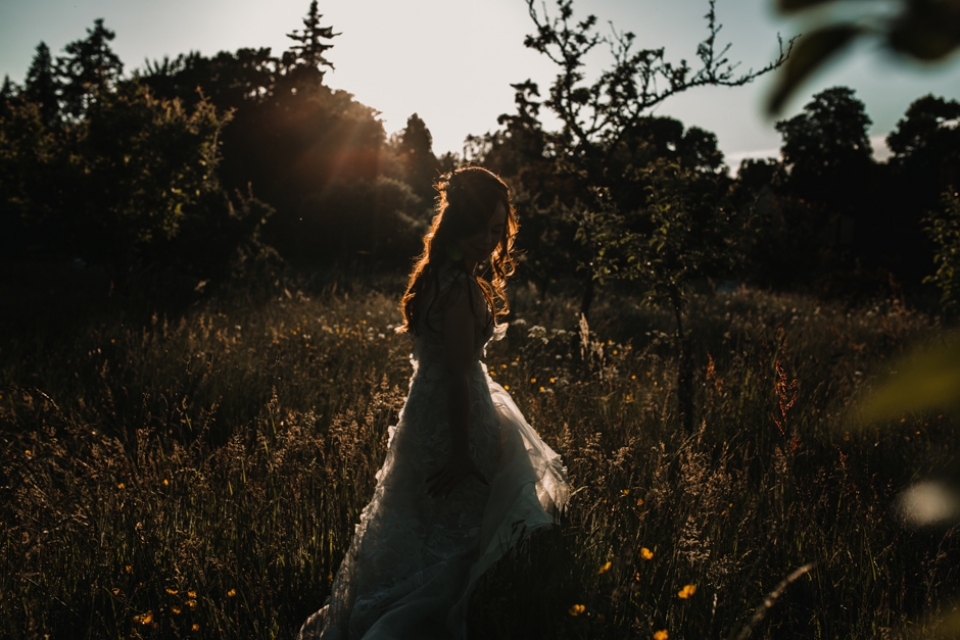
[425,276,489,497]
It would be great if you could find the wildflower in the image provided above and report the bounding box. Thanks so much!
[654,630,668,640]
[172,606,181,615]
[227,588,236,597]
[117,483,125,490]
[192,623,200,631]
[678,584,697,599]
[112,588,120,596]
[165,588,178,595]
[24,449,32,457]
[636,498,644,506]
[530,377,537,383]
[549,377,555,383]
[641,548,654,560]
[569,604,586,616]
[125,565,132,573]
[539,386,546,392]
[163,479,169,486]
[134,611,153,624]
[328,573,333,582]
[598,561,612,575]
[622,489,630,496]
[503,385,510,390]
[186,599,197,608]
[501,364,507,369]
[631,375,636,380]
[188,590,197,598]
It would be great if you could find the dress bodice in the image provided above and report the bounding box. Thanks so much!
[409,269,498,380]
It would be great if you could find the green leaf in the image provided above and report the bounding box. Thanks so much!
[767,25,861,116]
[888,6,960,62]
[857,331,960,423]
[776,0,842,15]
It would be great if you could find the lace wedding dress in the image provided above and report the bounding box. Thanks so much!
[297,273,569,640]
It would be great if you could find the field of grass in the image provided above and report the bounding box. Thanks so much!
[2,274,958,639]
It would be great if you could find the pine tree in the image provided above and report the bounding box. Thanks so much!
[0,75,19,104]
[24,42,60,128]
[57,19,123,120]
[285,1,339,86]
[399,113,440,201]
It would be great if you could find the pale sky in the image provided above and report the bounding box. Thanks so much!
[2,0,959,168]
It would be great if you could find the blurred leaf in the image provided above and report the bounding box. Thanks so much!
[906,605,960,639]
[776,0,842,15]
[858,331,960,422]
[894,481,960,527]
[888,3,960,62]
[767,25,861,115]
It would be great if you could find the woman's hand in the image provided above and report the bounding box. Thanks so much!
[426,451,490,498]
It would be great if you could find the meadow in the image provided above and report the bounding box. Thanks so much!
[2,274,958,639]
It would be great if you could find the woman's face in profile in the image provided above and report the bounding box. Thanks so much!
[458,201,507,265]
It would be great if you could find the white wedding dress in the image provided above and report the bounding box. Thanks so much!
[297,272,569,640]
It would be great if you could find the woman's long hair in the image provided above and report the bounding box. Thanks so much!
[399,166,518,335]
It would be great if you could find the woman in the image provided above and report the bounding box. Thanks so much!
[298,166,569,640]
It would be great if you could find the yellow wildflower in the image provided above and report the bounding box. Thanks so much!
[678,584,697,599]
[117,483,125,490]
[654,630,668,640]
[112,588,120,596]
[227,588,236,597]
[125,565,133,573]
[192,623,200,631]
[530,377,536,383]
[172,606,181,615]
[641,547,654,560]
[163,479,169,486]
[637,498,644,506]
[188,590,197,598]
[598,561,612,575]
[165,588,178,595]
[503,385,510,390]
[569,604,586,616]
[186,599,197,609]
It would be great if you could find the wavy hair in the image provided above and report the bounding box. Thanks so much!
[399,166,518,335]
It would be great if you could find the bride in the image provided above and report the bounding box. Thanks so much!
[298,166,570,640]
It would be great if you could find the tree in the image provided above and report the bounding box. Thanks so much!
[57,19,123,120]
[0,76,20,117]
[887,94,960,207]
[884,95,960,285]
[513,0,790,431]
[397,113,440,202]
[0,101,62,257]
[67,83,229,282]
[924,192,960,316]
[24,42,60,129]
[283,0,339,91]
[775,86,873,208]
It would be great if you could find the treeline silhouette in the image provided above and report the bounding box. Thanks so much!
[1,1,958,311]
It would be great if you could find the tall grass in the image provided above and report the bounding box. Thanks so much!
[1,279,958,639]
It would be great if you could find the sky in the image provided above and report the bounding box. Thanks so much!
[2,0,959,169]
